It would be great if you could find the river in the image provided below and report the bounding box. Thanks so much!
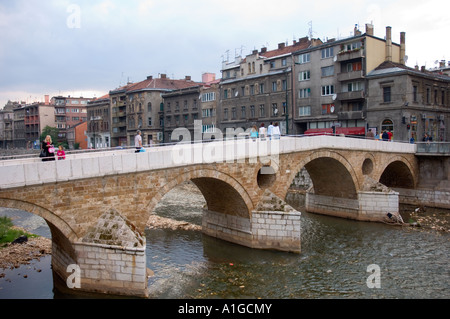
[0,183,449,299]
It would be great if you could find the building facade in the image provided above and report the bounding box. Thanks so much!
[86,94,111,149]
[293,24,406,136]
[0,101,17,149]
[219,38,312,135]
[366,61,450,142]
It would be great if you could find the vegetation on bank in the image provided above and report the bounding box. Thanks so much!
[0,216,38,247]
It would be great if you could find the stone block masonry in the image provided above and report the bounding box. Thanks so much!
[72,242,148,297]
[202,209,301,253]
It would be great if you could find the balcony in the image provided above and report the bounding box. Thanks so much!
[337,111,364,120]
[336,49,364,62]
[337,70,364,82]
[337,90,365,101]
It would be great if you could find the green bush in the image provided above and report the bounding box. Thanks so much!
[0,216,38,245]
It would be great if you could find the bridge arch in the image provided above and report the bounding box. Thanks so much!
[145,168,254,223]
[0,198,78,242]
[285,151,359,200]
[378,155,417,189]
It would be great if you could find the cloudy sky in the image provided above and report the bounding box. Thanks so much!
[0,0,449,107]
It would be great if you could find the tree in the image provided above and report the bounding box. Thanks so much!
[40,126,68,149]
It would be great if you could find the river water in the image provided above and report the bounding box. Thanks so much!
[0,184,449,299]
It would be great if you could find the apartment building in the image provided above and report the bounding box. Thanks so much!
[52,95,90,143]
[162,73,220,142]
[86,94,111,149]
[219,37,313,135]
[0,101,16,149]
[366,61,450,142]
[293,24,406,136]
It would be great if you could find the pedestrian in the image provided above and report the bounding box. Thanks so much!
[382,130,389,141]
[387,130,393,141]
[267,122,274,140]
[135,130,143,153]
[250,125,259,141]
[41,135,55,162]
[259,123,266,140]
[57,145,66,160]
[366,129,375,139]
[273,122,281,139]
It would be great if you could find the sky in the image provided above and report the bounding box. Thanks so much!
[0,0,449,108]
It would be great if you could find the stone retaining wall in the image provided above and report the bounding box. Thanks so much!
[202,209,301,253]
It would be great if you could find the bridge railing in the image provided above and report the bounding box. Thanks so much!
[415,142,450,155]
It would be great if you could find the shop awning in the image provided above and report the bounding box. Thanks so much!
[304,127,366,136]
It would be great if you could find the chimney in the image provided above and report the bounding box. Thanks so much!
[439,60,446,68]
[147,76,153,80]
[185,75,191,81]
[421,66,426,72]
[260,47,267,53]
[365,23,374,36]
[160,74,167,79]
[400,32,406,65]
[385,26,392,62]
[202,73,216,83]
[278,42,285,50]
[354,24,361,36]
[44,95,49,105]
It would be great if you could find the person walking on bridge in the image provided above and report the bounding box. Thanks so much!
[135,130,143,153]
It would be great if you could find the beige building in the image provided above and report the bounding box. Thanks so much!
[293,24,406,136]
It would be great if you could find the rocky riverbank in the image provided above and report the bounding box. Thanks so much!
[0,231,51,276]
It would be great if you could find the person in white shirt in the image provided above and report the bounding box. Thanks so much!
[267,122,274,140]
[259,123,266,140]
[135,130,143,153]
[273,122,281,139]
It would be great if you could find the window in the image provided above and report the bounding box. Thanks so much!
[223,89,228,99]
[298,53,310,64]
[272,103,278,116]
[321,85,335,96]
[202,108,214,118]
[250,85,255,95]
[413,85,418,102]
[282,59,287,66]
[299,71,310,81]
[259,104,265,117]
[201,92,216,102]
[299,88,311,99]
[383,87,391,103]
[321,66,334,77]
[272,82,277,92]
[147,103,152,113]
[321,47,334,59]
[148,117,152,126]
[241,106,246,118]
[282,80,287,91]
[346,62,362,72]
[344,41,362,51]
[381,119,394,132]
[223,108,228,120]
[426,87,430,104]
[298,106,311,116]
[250,105,255,118]
[259,83,265,94]
[232,107,237,119]
[321,104,335,115]
[347,82,364,92]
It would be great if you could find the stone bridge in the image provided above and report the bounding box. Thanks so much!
[0,136,418,297]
